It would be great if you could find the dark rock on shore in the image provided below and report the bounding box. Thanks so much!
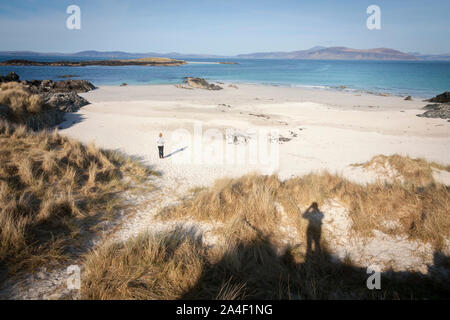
[1,72,96,94]
[0,71,20,82]
[404,96,412,101]
[42,92,90,112]
[23,79,96,94]
[183,77,222,90]
[417,103,450,119]
[428,91,450,103]
[22,78,95,112]
[1,73,95,128]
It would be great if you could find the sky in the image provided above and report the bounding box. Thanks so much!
[0,0,449,55]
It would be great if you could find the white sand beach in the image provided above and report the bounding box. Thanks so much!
[60,83,450,193]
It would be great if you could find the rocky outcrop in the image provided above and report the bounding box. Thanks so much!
[0,71,20,82]
[417,103,450,119]
[0,73,95,128]
[183,77,222,90]
[404,96,412,101]
[428,91,450,103]
[19,78,95,113]
[417,91,450,119]
[23,79,96,94]
[41,92,90,112]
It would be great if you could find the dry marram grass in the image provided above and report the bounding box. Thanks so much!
[354,154,450,185]
[82,156,449,299]
[82,227,449,299]
[0,120,153,275]
[0,82,44,121]
[159,169,449,248]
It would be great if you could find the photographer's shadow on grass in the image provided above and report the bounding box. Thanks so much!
[178,204,450,300]
[80,220,450,300]
[80,208,450,299]
[302,202,324,257]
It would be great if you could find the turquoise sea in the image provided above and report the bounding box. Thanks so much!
[1,55,449,98]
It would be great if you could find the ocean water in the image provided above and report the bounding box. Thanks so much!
[1,55,449,98]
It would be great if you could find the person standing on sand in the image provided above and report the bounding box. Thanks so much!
[157,133,165,159]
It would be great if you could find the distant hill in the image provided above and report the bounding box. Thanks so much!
[1,47,449,61]
[237,47,419,60]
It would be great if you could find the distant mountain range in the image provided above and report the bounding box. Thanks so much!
[1,47,449,61]
[236,47,450,61]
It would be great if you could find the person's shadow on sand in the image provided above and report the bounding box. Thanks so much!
[164,146,188,158]
[302,202,324,256]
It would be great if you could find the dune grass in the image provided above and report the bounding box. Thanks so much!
[353,154,450,185]
[159,169,449,249]
[0,82,65,130]
[0,82,44,120]
[82,229,206,300]
[82,155,449,300]
[0,120,154,276]
[82,227,449,300]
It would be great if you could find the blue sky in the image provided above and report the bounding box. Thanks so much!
[0,0,449,55]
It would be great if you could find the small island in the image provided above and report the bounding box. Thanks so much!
[0,57,187,67]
